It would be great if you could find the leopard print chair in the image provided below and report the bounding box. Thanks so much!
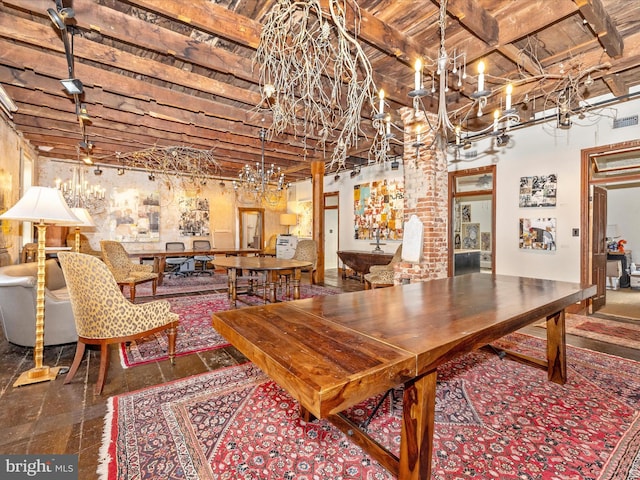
[58,252,179,395]
[100,240,158,302]
[364,244,402,289]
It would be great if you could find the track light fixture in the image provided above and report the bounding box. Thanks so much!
[47,4,74,31]
[93,166,102,176]
[81,155,93,166]
[61,78,83,95]
[148,173,155,181]
[117,167,125,176]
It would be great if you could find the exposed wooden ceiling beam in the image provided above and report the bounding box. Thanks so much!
[440,0,499,46]
[574,0,624,58]
[603,73,628,97]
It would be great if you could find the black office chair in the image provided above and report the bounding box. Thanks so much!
[192,240,214,276]
[165,242,193,277]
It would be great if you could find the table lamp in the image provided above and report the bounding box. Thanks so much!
[70,207,96,253]
[280,213,297,235]
[0,186,80,387]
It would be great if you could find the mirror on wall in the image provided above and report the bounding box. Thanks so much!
[238,207,264,250]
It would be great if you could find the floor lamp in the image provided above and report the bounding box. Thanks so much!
[0,187,80,387]
[70,207,96,252]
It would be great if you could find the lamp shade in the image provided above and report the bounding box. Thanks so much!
[280,213,297,226]
[70,207,96,228]
[0,186,80,224]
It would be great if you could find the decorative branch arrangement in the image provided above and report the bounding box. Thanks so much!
[255,0,378,170]
[117,146,221,192]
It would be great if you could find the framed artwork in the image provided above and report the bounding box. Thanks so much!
[354,179,404,240]
[461,223,479,249]
[179,197,210,237]
[461,204,471,222]
[519,217,556,251]
[519,174,557,207]
[297,201,313,237]
[481,231,491,252]
[109,188,160,242]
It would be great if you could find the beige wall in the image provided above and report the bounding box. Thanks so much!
[36,158,290,254]
[0,114,38,264]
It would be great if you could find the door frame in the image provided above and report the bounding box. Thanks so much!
[238,207,264,250]
[447,165,496,277]
[323,192,339,270]
[580,139,640,311]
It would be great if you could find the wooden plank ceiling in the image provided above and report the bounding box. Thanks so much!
[0,0,638,183]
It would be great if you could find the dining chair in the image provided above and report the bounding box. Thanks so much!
[279,239,318,298]
[364,244,402,289]
[58,252,179,395]
[100,240,158,302]
[192,240,214,275]
[165,241,193,277]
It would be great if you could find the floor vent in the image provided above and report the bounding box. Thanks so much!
[613,115,638,129]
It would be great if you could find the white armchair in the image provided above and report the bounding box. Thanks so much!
[0,259,77,346]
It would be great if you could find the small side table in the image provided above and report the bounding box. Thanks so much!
[630,271,640,289]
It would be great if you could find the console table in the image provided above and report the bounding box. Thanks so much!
[337,250,394,281]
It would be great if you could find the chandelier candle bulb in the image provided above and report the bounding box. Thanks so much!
[414,59,422,90]
[477,61,485,92]
[493,110,499,132]
[506,83,513,110]
[386,116,391,135]
[378,89,385,114]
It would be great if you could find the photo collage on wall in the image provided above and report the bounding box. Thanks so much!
[179,197,210,237]
[109,188,160,242]
[518,174,557,251]
[354,179,404,240]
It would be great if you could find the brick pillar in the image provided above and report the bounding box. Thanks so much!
[394,107,449,284]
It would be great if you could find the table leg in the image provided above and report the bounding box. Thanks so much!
[399,370,437,480]
[292,268,302,300]
[267,271,277,304]
[545,309,567,384]
[157,257,166,286]
[228,267,237,308]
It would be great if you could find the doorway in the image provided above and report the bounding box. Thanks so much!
[448,165,496,276]
[238,207,264,250]
[324,192,339,270]
[582,140,640,319]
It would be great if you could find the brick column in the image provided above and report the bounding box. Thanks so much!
[394,107,449,284]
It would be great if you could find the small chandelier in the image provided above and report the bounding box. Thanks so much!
[233,128,289,207]
[55,165,106,214]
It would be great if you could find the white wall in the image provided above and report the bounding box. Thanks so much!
[449,94,640,282]
[608,186,640,264]
[290,162,404,255]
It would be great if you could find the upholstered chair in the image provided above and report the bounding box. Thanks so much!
[57,252,179,395]
[278,239,318,298]
[262,234,278,256]
[100,240,158,302]
[364,244,403,289]
[66,232,102,258]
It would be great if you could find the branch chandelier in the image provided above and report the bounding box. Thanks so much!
[233,127,289,207]
[257,0,616,171]
[115,146,221,192]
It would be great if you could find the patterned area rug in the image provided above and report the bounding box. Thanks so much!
[124,273,230,298]
[102,333,640,479]
[119,285,341,367]
[536,313,640,350]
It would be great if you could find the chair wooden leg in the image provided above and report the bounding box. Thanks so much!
[64,340,86,385]
[95,342,110,395]
[130,283,136,303]
[152,279,157,296]
[365,280,371,290]
[167,325,177,365]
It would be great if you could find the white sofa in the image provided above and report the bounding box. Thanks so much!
[0,259,77,346]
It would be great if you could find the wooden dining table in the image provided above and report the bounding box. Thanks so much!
[129,248,261,285]
[212,256,313,307]
[212,273,596,479]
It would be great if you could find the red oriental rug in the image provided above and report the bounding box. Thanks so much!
[101,333,640,479]
[119,285,341,368]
